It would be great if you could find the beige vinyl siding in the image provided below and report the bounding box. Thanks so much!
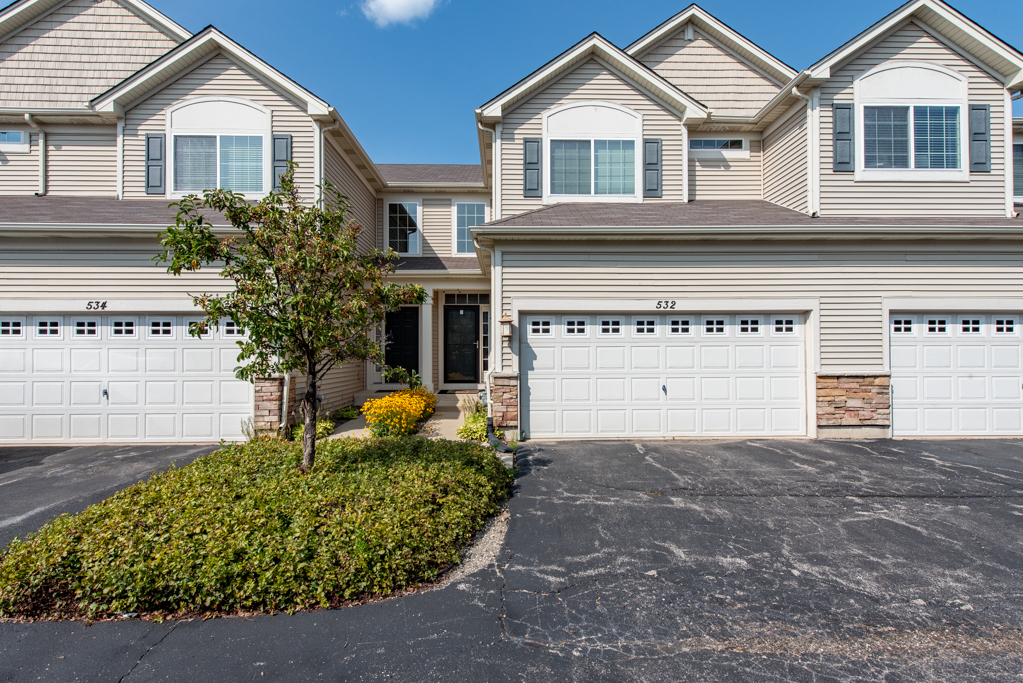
[0,0,180,108]
[500,59,685,217]
[498,241,1023,371]
[820,21,1007,217]
[375,198,384,250]
[311,364,363,413]
[637,28,781,118]
[688,139,762,200]
[763,109,808,213]
[123,54,316,203]
[0,238,228,298]
[47,128,117,196]
[0,132,41,195]
[323,141,377,254]
[422,198,452,258]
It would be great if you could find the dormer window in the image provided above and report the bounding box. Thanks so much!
[542,102,642,203]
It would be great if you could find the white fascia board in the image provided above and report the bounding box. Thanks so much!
[479,35,708,121]
[0,224,236,237]
[624,6,797,85]
[809,0,1023,83]
[91,29,330,117]
[473,225,1023,241]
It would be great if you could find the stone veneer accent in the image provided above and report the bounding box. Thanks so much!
[491,372,519,433]
[253,377,296,432]
[817,373,891,432]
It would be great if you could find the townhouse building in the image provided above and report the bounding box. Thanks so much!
[1,0,1022,444]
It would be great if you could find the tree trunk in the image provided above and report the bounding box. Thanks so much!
[301,372,317,471]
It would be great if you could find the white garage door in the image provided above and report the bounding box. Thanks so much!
[891,313,1023,436]
[522,313,807,439]
[0,314,254,443]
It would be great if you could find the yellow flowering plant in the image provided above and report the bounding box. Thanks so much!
[362,388,438,437]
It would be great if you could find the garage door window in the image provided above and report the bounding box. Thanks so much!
[149,320,174,338]
[774,318,795,335]
[112,320,136,338]
[668,319,692,336]
[960,318,982,334]
[925,318,948,334]
[599,319,622,336]
[892,318,914,334]
[529,319,552,337]
[704,319,725,335]
[74,320,99,337]
[565,319,588,336]
[35,320,61,338]
[0,320,24,337]
[995,318,1016,334]
[633,319,656,336]
[739,319,761,335]
[223,321,244,338]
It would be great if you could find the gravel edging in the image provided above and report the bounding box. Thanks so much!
[437,504,510,587]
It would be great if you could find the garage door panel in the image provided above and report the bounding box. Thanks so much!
[523,313,806,439]
[145,414,177,439]
[220,380,252,406]
[146,348,176,372]
[0,382,26,405]
[219,348,243,374]
[992,377,1020,400]
[956,376,986,401]
[69,414,101,439]
[991,346,1020,369]
[183,380,215,405]
[923,345,953,369]
[993,408,1022,431]
[71,348,101,373]
[0,349,26,372]
[108,382,139,406]
[957,346,986,369]
[109,414,139,438]
[183,349,215,373]
[958,408,987,432]
[183,413,215,439]
[0,415,26,438]
[922,376,953,400]
[146,382,177,406]
[70,382,101,406]
[33,382,63,406]
[923,408,954,433]
[891,346,918,369]
[33,414,63,439]
[108,349,139,373]
[33,349,63,373]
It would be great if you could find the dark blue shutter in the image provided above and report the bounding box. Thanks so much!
[643,138,662,198]
[832,103,854,173]
[145,134,165,194]
[969,104,990,173]
[523,138,542,197]
[272,134,292,190]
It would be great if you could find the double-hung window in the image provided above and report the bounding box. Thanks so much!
[175,135,263,193]
[455,203,486,255]
[863,106,960,170]
[388,202,420,255]
[550,139,636,196]
[1014,143,1022,198]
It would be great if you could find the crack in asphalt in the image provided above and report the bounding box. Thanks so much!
[118,621,180,683]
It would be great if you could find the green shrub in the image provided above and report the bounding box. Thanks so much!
[457,402,503,442]
[292,419,336,441]
[335,406,360,421]
[0,437,512,620]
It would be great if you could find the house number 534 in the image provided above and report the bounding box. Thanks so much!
[85,301,108,310]
[655,300,676,310]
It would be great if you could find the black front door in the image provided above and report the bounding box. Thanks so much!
[385,307,419,375]
[445,305,479,383]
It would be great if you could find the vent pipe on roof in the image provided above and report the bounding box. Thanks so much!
[24,114,46,196]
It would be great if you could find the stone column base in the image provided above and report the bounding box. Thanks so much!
[253,376,297,433]
[491,372,520,441]
[817,373,891,438]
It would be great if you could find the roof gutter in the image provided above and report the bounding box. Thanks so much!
[24,113,46,196]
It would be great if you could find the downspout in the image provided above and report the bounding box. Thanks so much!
[280,372,292,433]
[472,236,512,453]
[478,121,499,219]
[790,87,814,216]
[318,119,341,208]
[24,114,46,196]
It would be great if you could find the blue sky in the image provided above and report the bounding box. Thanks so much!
[151,0,1023,165]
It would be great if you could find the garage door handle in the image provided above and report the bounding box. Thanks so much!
[662,384,667,395]
[102,389,109,400]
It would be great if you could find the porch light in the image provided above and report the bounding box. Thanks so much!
[500,314,513,339]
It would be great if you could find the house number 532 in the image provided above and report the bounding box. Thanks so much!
[85,301,108,310]
[655,300,676,310]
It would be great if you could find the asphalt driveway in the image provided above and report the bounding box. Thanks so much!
[0,444,217,548]
[2,438,1023,681]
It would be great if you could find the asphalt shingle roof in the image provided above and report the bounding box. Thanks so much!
[0,196,230,225]
[376,164,483,186]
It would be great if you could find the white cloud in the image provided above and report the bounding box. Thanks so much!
[361,0,439,27]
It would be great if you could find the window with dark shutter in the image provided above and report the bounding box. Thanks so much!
[969,104,990,173]
[643,138,662,198]
[523,138,542,197]
[145,134,165,194]
[272,134,292,190]
[832,103,854,173]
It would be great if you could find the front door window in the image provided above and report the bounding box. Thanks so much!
[445,305,479,383]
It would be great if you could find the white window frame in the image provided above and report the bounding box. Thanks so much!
[542,101,643,204]
[147,317,176,340]
[452,200,489,256]
[0,128,30,154]
[737,317,763,336]
[688,135,751,160]
[166,97,273,199]
[564,317,590,338]
[891,316,916,336]
[221,320,245,340]
[597,318,624,337]
[923,316,951,336]
[527,317,554,338]
[853,62,969,183]
[72,317,101,339]
[385,199,422,257]
[703,318,727,336]
[110,317,139,339]
[771,317,797,336]
[33,317,63,340]
[0,317,26,338]
[959,316,984,336]
[993,316,1018,336]
[184,318,212,340]
[667,318,693,337]
[631,317,658,337]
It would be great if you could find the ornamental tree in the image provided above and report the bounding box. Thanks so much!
[155,165,426,471]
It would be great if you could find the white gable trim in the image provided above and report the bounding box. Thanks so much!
[479,34,708,122]
[809,0,1023,91]
[625,5,796,86]
[90,27,330,118]
[0,0,190,46]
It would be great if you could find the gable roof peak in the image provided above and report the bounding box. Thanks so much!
[0,0,191,45]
